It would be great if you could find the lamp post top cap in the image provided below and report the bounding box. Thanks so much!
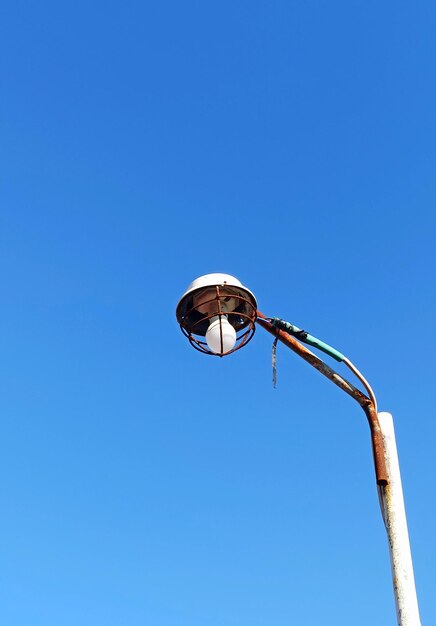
[182,273,245,294]
[177,273,256,308]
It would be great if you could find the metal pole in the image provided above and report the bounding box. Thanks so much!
[255,316,421,623]
[378,412,421,626]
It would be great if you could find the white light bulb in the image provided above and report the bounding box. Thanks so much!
[205,315,237,354]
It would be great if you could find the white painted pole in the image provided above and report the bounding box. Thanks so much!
[377,412,421,626]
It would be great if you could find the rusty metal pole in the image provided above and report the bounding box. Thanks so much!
[378,412,421,626]
[255,313,421,625]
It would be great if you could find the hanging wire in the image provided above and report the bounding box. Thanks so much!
[272,335,278,388]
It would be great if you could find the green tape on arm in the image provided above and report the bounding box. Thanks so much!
[304,334,345,362]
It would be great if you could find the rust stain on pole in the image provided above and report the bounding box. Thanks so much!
[256,312,388,486]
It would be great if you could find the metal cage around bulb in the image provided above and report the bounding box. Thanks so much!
[176,274,258,356]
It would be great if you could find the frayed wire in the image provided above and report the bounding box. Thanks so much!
[272,335,278,388]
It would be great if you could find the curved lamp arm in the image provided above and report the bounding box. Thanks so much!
[256,312,388,486]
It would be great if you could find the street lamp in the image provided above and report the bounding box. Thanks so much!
[175,273,257,356]
[176,273,422,626]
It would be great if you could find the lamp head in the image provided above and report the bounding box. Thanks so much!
[176,273,257,356]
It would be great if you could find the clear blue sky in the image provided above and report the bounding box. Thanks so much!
[1,2,435,625]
